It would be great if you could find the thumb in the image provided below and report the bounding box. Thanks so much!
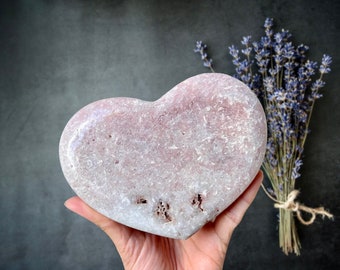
[214,171,263,245]
[64,196,126,243]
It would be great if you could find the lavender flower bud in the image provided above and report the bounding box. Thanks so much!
[292,159,303,180]
[241,47,252,57]
[229,45,239,58]
[241,35,252,46]
[264,18,273,28]
[194,41,214,71]
[320,54,332,74]
[261,36,271,47]
[203,58,213,68]
[274,32,283,44]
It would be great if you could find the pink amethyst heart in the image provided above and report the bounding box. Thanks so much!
[59,73,267,239]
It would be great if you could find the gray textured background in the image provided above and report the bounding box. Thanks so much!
[1,0,339,269]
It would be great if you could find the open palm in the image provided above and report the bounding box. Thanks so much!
[65,171,263,270]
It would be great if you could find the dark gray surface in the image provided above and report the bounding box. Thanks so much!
[0,1,339,269]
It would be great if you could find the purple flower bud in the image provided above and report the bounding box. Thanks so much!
[274,32,283,44]
[241,47,252,56]
[229,45,239,58]
[194,41,214,71]
[320,54,332,74]
[261,36,271,47]
[264,18,273,28]
[241,35,252,46]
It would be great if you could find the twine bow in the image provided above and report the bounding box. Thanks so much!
[262,185,334,225]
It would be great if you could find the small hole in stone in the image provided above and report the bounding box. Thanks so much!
[136,197,147,204]
[155,199,172,222]
[92,139,95,142]
[191,193,204,211]
[108,134,112,138]
[114,160,119,164]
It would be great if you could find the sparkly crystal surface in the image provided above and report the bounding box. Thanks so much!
[59,73,267,239]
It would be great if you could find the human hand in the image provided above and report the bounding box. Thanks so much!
[64,171,263,270]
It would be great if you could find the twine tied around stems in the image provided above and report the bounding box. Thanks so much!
[261,185,334,225]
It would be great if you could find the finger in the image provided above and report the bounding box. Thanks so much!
[214,171,263,243]
[64,196,129,244]
[222,171,263,228]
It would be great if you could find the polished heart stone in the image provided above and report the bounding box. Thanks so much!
[59,73,267,239]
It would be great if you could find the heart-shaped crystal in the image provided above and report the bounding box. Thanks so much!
[59,73,267,239]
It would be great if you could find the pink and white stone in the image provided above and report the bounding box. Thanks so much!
[59,73,267,239]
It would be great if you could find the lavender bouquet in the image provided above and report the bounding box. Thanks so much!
[194,18,333,255]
